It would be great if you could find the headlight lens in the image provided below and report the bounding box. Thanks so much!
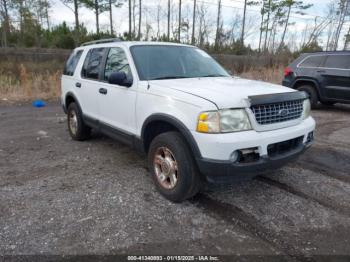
[303,99,311,119]
[197,109,251,133]
[219,109,252,132]
[197,111,220,133]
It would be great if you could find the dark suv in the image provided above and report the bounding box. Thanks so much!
[282,51,350,108]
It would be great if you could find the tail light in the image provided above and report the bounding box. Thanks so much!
[284,67,293,77]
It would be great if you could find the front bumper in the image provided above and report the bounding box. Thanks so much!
[192,117,315,182]
[197,141,310,183]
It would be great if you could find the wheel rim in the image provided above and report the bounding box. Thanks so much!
[68,110,78,135]
[153,147,178,190]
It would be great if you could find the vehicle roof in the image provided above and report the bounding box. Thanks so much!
[75,41,194,51]
[302,51,350,55]
[288,50,350,67]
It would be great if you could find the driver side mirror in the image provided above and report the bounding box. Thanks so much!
[108,72,133,87]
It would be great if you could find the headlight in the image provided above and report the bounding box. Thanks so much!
[197,109,251,133]
[197,111,220,133]
[303,99,311,119]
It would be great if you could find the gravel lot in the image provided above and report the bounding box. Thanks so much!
[1,102,350,259]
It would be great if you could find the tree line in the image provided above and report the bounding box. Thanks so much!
[0,0,349,54]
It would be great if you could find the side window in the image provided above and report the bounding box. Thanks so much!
[63,50,83,76]
[299,55,325,68]
[81,48,105,80]
[104,47,131,81]
[324,55,350,69]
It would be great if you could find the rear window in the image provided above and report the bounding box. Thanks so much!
[299,55,325,68]
[324,55,350,69]
[81,48,106,80]
[63,50,83,76]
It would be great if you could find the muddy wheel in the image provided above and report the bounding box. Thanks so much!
[148,131,201,202]
[67,102,91,141]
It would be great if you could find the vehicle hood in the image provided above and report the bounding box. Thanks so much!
[150,77,295,109]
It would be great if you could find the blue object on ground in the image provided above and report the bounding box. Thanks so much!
[32,100,46,108]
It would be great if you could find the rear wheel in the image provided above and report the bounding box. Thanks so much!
[148,131,201,202]
[297,85,318,109]
[67,102,91,141]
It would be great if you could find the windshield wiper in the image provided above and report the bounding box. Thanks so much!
[150,76,188,80]
[199,74,228,78]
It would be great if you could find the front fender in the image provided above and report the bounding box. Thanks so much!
[141,113,202,159]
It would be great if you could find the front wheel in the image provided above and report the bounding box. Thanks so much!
[148,131,201,202]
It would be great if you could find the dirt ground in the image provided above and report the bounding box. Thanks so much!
[1,102,350,260]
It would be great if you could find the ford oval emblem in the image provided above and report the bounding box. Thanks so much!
[278,109,289,117]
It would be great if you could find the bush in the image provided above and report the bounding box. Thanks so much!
[53,35,75,49]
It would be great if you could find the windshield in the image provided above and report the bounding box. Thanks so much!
[130,45,230,81]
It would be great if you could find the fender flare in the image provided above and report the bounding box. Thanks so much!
[63,92,82,114]
[292,78,321,97]
[141,113,202,159]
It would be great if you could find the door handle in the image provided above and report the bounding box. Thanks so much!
[75,82,81,88]
[316,70,325,73]
[99,88,108,95]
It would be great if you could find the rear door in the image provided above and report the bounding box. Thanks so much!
[61,49,83,105]
[318,54,350,101]
[79,47,107,120]
[296,54,326,78]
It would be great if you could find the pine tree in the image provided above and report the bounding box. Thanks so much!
[241,1,260,46]
[178,0,181,42]
[191,0,196,44]
[167,0,170,40]
[215,0,222,50]
[278,0,312,51]
[0,0,10,47]
[333,0,349,50]
[61,0,81,32]
[137,0,141,40]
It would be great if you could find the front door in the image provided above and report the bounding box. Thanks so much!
[97,47,137,139]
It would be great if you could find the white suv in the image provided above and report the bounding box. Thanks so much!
[61,39,315,202]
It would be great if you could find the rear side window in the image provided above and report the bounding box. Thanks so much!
[81,48,106,80]
[324,55,350,69]
[63,50,83,76]
[299,55,325,68]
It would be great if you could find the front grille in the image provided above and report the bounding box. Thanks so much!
[267,136,303,157]
[250,99,304,125]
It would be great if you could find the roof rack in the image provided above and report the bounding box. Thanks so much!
[80,38,121,47]
[308,50,350,53]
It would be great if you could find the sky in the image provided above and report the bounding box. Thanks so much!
[49,0,348,50]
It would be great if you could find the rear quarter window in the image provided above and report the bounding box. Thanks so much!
[298,55,325,68]
[81,48,106,80]
[324,55,350,69]
[63,50,83,76]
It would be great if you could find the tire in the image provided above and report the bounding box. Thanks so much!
[321,101,336,106]
[67,102,91,141]
[148,131,201,202]
[297,85,318,109]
